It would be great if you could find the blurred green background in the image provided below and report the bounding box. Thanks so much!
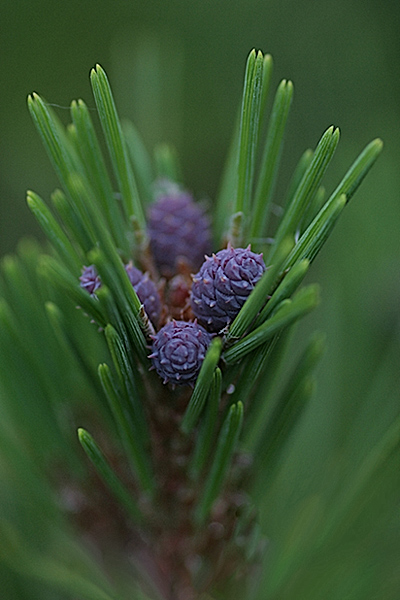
[0,0,399,596]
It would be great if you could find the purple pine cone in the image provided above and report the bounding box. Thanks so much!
[148,191,212,276]
[79,263,161,327]
[190,244,266,332]
[149,320,212,386]
[125,263,162,327]
[80,265,101,296]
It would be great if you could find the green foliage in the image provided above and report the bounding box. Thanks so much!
[0,48,395,600]
[90,65,147,245]
[181,337,223,434]
[251,78,293,240]
[235,49,264,219]
[78,428,144,525]
[195,401,244,525]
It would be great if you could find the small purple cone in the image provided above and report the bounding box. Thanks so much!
[190,244,266,332]
[79,265,101,296]
[79,263,162,327]
[125,263,162,327]
[147,191,212,277]
[149,320,212,386]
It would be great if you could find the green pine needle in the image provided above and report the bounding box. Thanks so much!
[70,99,129,253]
[195,401,244,524]
[268,125,340,263]
[181,337,223,434]
[104,324,148,437]
[26,190,81,273]
[50,188,93,255]
[223,284,320,364]
[123,119,154,205]
[331,137,383,204]
[254,258,310,327]
[251,331,325,458]
[190,367,222,479]
[234,49,264,234]
[90,65,147,245]
[153,142,183,183]
[284,194,346,268]
[78,428,144,524]
[27,93,78,189]
[251,79,294,241]
[98,362,155,495]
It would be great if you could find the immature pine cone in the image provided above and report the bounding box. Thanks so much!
[190,244,266,333]
[149,320,212,386]
[79,265,101,295]
[147,191,212,277]
[79,263,161,326]
[124,263,162,327]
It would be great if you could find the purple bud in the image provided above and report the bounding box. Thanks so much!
[125,263,162,327]
[190,244,266,332]
[79,263,162,327]
[79,265,101,296]
[147,191,212,276]
[149,320,212,386]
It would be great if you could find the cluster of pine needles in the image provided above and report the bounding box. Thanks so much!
[0,49,398,600]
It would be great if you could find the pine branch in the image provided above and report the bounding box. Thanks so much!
[0,47,387,600]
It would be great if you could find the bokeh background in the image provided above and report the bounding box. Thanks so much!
[1,0,399,596]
